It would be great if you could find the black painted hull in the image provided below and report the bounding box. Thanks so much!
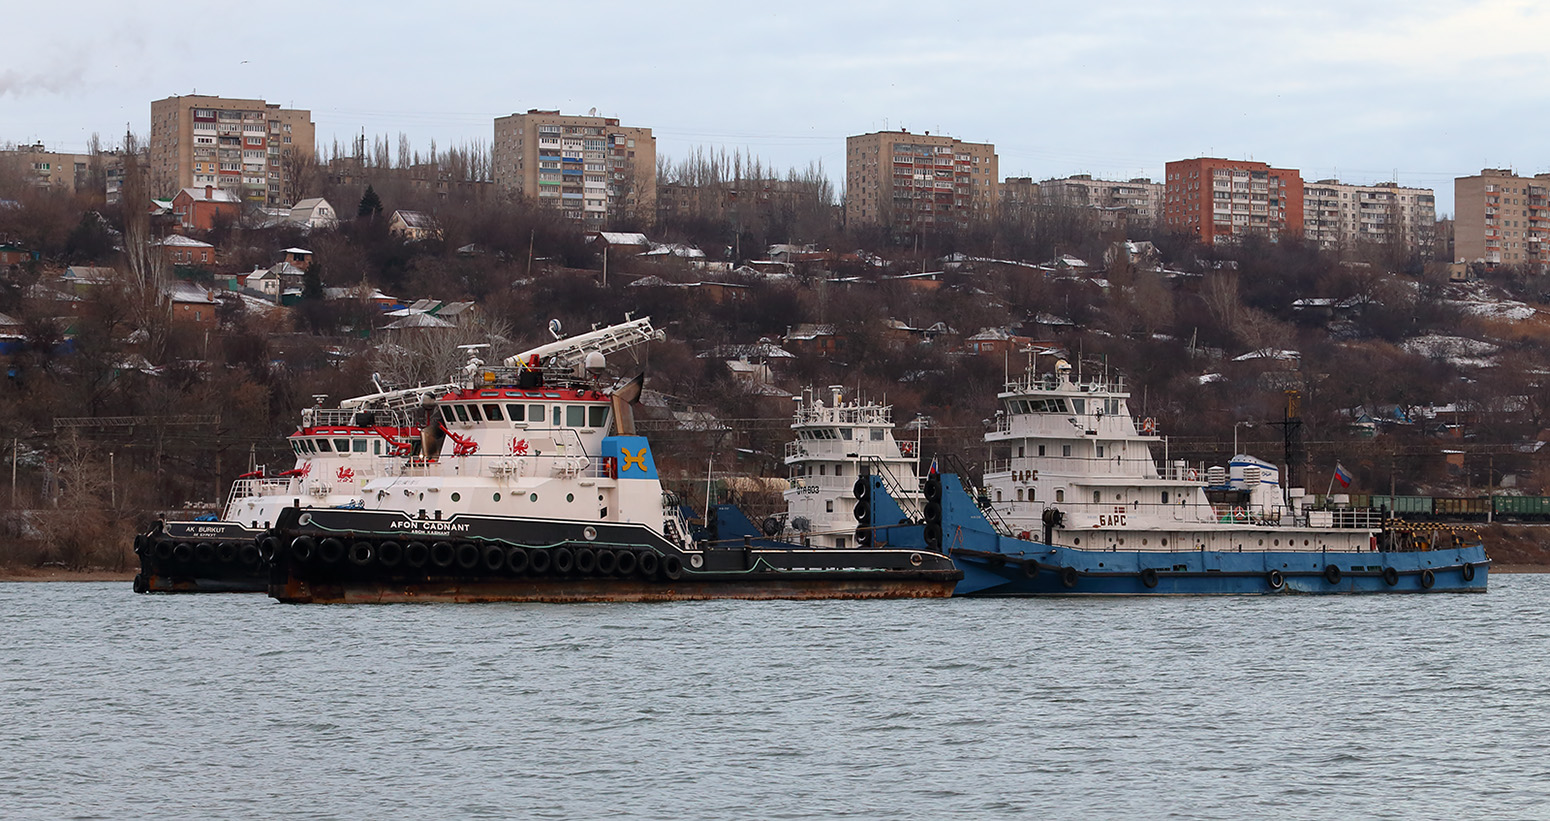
[266,507,960,603]
[133,522,268,594]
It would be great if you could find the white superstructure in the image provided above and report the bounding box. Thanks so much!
[982,359,1378,552]
[782,386,923,548]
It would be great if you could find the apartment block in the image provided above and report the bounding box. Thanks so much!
[149,95,315,208]
[1303,179,1435,254]
[1454,169,1550,268]
[845,130,997,229]
[492,110,655,226]
[1036,174,1163,227]
[1163,158,1303,245]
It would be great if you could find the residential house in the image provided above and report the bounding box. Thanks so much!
[155,235,216,266]
[388,210,440,240]
[170,185,242,231]
[785,323,841,356]
[288,198,338,230]
[964,327,1032,357]
[280,247,313,269]
[169,282,219,325]
[1,243,37,266]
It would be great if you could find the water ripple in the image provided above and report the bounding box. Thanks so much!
[2,579,1549,819]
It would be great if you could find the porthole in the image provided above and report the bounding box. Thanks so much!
[530,493,538,502]
[1142,538,1148,545]
[450,492,461,502]
[1161,538,1167,546]
[567,493,574,503]
[583,526,597,540]
[493,493,501,502]
[1274,539,1280,546]
[1304,539,1310,546]
[1073,537,1081,545]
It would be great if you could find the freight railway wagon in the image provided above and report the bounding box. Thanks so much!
[1351,494,1550,522]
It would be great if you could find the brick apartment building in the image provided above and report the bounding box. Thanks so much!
[492,110,655,226]
[845,130,997,230]
[150,95,315,208]
[1454,169,1550,268]
[1163,158,1303,245]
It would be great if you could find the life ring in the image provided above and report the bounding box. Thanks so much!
[1188,469,1199,481]
[637,552,660,577]
[1382,566,1399,586]
[1323,564,1342,585]
[1060,566,1079,588]
[1419,568,1436,589]
[1461,562,1476,581]
[1232,507,1247,522]
[1267,570,1284,589]
[506,546,529,574]
[482,545,506,572]
[1140,567,1159,588]
[1142,417,1157,434]
[347,541,374,566]
[289,536,315,563]
[456,543,482,571]
[377,540,403,567]
[615,550,638,575]
[662,554,684,580]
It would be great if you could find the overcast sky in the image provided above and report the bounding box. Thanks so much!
[5,0,1547,216]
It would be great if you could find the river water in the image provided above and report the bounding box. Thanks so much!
[3,577,1548,820]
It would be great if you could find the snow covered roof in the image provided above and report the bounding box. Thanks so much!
[1233,348,1300,362]
[282,247,313,255]
[178,187,240,203]
[391,210,438,229]
[591,232,650,246]
[155,235,214,248]
[383,312,455,330]
[168,282,217,304]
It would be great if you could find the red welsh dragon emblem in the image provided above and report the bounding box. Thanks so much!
[510,438,529,455]
[336,466,355,482]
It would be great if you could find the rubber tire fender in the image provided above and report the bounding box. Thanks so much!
[430,541,455,569]
[637,552,659,577]
[1021,560,1039,579]
[505,546,529,574]
[239,543,260,566]
[377,540,403,568]
[1461,562,1476,581]
[1323,564,1342,585]
[482,545,506,572]
[1140,567,1159,588]
[614,550,637,575]
[1267,569,1285,589]
[528,548,552,574]
[154,540,175,561]
[404,541,430,569]
[552,547,575,574]
[595,549,617,575]
[173,542,194,563]
[1419,568,1436,589]
[661,554,683,580]
[216,542,237,563]
[194,542,215,563]
[318,537,346,564]
[1382,566,1399,586]
[1060,566,1079,589]
[347,541,374,566]
[574,547,597,574]
[454,542,481,571]
[289,536,316,563]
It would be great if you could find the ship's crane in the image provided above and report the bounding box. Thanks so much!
[502,315,663,375]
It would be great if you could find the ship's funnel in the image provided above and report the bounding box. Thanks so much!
[611,373,645,435]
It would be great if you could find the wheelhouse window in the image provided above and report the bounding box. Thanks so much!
[529,404,544,422]
[566,405,585,427]
[334,439,351,452]
[588,406,609,428]
[506,404,526,422]
[482,404,504,421]
[453,405,469,423]
[316,439,333,452]
[466,405,483,422]
[353,440,368,453]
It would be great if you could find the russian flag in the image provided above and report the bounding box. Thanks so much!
[1334,462,1352,488]
[928,456,939,477]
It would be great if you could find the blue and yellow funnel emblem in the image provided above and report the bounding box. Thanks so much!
[602,435,658,479]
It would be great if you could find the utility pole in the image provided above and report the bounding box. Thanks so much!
[10,438,16,508]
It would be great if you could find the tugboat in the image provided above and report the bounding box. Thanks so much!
[776,386,924,547]
[856,357,1488,595]
[265,317,960,603]
[133,385,438,593]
